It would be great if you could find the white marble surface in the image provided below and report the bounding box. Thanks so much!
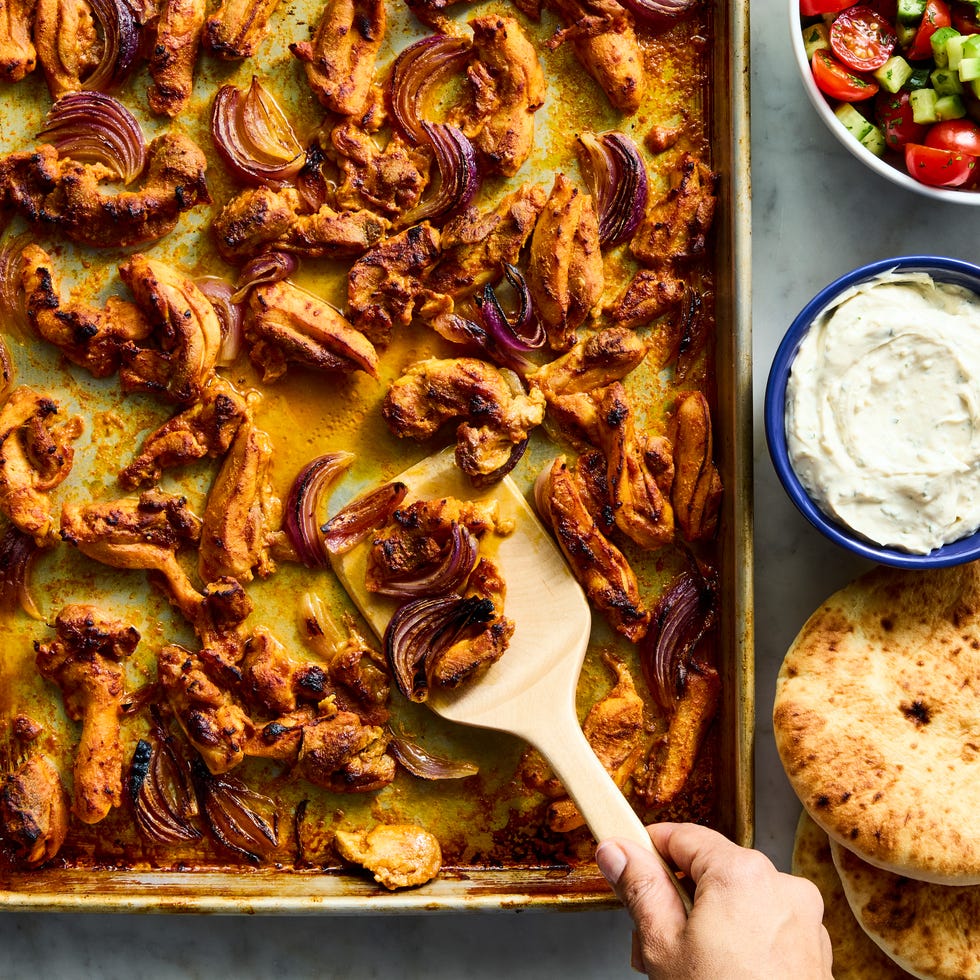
[4,2,978,975]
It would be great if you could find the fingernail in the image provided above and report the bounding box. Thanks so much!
[596,841,628,886]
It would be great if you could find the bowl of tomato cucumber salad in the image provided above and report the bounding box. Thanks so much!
[792,0,980,202]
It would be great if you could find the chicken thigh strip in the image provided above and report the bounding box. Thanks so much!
[0,0,36,82]
[148,0,207,117]
[203,0,281,58]
[0,753,69,866]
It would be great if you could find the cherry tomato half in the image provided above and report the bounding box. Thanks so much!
[925,119,980,154]
[907,0,952,61]
[831,6,898,71]
[812,49,880,101]
[951,0,980,34]
[875,90,929,148]
[905,142,976,185]
[800,0,856,14]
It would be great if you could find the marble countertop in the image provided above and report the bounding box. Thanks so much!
[4,1,978,975]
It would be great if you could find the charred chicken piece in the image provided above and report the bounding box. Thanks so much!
[527,173,603,351]
[198,421,282,584]
[203,0,281,59]
[119,377,251,489]
[536,457,649,641]
[148,0,207,117]
[595,383,674,550]
[547,653,646,832]
[0,753,69,866]
[670,391,722,542]
[545,0,643,113]
[0,386,81,545]
[527,327,647,400]
[20,244,153,379]
[328,121,431,218]
[347,222,442,344]
[34,605,140,824]
[450,15,546,177]
[212,185,389,263]
[382,357,545,482]
[0,133,210,248]
[294,710,395,792]
[245,280,379,383]
[240,628,329,717]
[334,823,441,890]
[158,643,254,774]
[404,0,472,29]
[0,0,36,82]
[60,489,204,620]
[290,0,385,117]
[193,576,255,685]
[33,0,100,96]
[608,271,687,331]
[631,154,719,268]
[118,254,222,405]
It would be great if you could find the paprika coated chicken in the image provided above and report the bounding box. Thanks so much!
[0,133,209,248]
[0,0,35,82]
[290,0,386,117]
[334,823,441,890]
[20,244,153,379]
[0,753,69,866]
[34,605,140,824]
[148,0,208,117]
[0,386,81,544]
[32,0,100,96]
[203,0,281,59]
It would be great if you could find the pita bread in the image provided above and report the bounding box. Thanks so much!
[773,562,980,885]
[792,810,913,980]
[831,838,980,980]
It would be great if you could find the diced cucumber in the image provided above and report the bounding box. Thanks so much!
[936,94,967,119]
[932,27,960,67]
[961,57,980,81]
[947,33,968,69]
[802,23,831,60]
[897,0,927,22]
[834,103,874,142]
[910,87,939,122]
[964,34,980,58]
[932,66,965,94]
[875,55,914,92]
[905,67,933,89]
[897,21,919,47]
[859,125,887,157]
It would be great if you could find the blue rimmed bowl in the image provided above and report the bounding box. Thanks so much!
[765,255,980,569]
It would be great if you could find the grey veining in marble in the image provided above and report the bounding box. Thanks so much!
[4,1,978,975]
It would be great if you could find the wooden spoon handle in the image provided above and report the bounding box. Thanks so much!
[532,718,694,914]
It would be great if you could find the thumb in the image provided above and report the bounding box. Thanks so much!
[596,838,689,950]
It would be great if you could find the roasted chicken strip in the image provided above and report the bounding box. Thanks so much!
[60,489,204,620]
[0,0,36,82]
[451,15,546,177]
[158,643,254,774]
[246,280,379,383]
[294,710,395,792]
[0,753,69,866]
[118,254,222,405]
[527,173,603,351]
[536,457,649,641]
[0,386,81,544]
[20,244,153,379]
[0,133,210,248]
[670,390,722,542]
[382,357,545,481]
[527,327,647,399]
[240,628,330,717]
[35,605,140,824]
[290,0,385,117]
[608,271,687,331]
[203,0,281,59]
[119,376,251,489]
[212,185,389,262]
[334,824,441,890]
[33,0,100,96]
[198,422,282,584]
[148,0,207,117]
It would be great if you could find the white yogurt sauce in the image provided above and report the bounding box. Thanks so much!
[786,272,980,553]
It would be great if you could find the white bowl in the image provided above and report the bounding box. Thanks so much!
[789,0,980,205]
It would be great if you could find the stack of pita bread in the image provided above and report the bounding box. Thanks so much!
[774,563,980,980]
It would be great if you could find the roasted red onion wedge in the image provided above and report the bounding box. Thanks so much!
[129,725,201,846]
[471,263,546,372]
[195,276,244,366]
[616,0,700,26]
[640,566,718,709]
[401,122,479,227]
[0,525,42,619]
[232,252,298,302]
[37,92,147,184]
[577,131,649,248]
[372,522,480,599]
[389,727,478,779]
[322,481,408,556]
[284,452,356,567]
[211,77,305,187]
[82,0,142,92]
[388,34,472,144]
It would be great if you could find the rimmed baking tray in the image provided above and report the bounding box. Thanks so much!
[0,0,752,911]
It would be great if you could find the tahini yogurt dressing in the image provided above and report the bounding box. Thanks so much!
[786,272,980,553]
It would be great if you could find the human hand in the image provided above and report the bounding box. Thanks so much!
[595,822,832,979]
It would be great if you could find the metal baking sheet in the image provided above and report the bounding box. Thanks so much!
[0,0,752,911]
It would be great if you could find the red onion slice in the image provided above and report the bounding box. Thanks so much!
[82,0,142,92]
[389,727,479,779]
[322,481,408,556]
[0,525,42,619]
[231,251,298,302]
[372,522,480,598]
[401,122,480,227]
[577,131,649,248]
[284,452,356,567]
[37,92,147,184]
[195,276,244,366]
[616,0,700,26]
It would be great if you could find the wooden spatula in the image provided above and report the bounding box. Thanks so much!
[331,447,693,911]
